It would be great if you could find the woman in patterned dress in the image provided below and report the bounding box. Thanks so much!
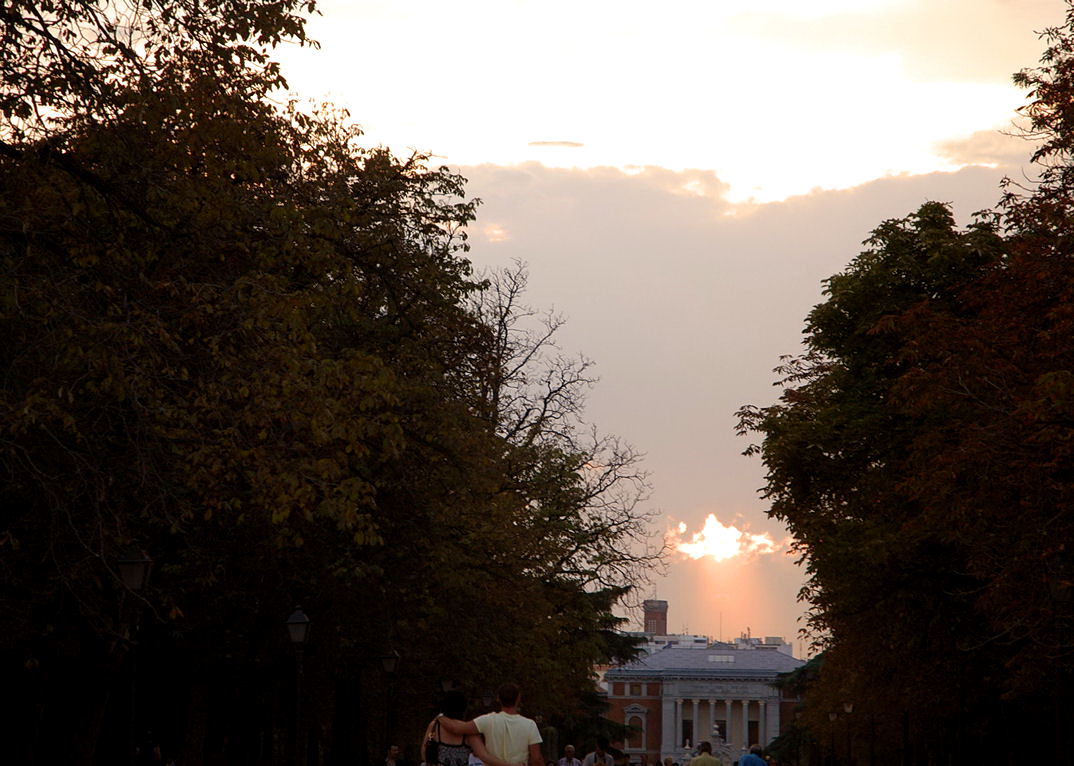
[421,691,520,766]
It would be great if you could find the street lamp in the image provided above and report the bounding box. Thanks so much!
[380,649,400,674]
[287,607,311,646]
[118,548,152,766]
[287,607,310,766]
[118,550,153,592]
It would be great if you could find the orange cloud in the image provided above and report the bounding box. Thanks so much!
[669,514,790,562]
[482,223,510,243]
[528,141,584,148]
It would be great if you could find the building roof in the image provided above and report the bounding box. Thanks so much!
[605,644,805,680]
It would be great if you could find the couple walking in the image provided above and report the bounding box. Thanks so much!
[422,684,542,766]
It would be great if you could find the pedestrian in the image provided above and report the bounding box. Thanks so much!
[438,683,542,766]
[607,747,628,766]
[423,690,520,766]
[583,738,613,766]
[558,745,582,766]
[738,745,765,766]
[688,742,718,766]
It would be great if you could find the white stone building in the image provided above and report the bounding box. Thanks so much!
[604,639,804,764]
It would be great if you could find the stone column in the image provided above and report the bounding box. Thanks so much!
[740,700,749,749]
[707,699,716,742]
[722,700,733,749]
[690,699,699,746]
[661,694,677,758]
[764,699,780,747]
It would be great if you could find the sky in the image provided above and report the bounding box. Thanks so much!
[276,0,1062,655]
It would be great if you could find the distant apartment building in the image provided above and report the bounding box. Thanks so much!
[604,603,803,765]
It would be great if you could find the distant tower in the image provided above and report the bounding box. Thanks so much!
[643,599,668,635]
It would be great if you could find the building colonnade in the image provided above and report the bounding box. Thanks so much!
[660,695,781,758]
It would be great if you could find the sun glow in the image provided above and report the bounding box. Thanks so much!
[671,514,789,562]
[482,223,510,242]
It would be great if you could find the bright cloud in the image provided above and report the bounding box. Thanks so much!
[670,514,790,562]
[482,223,510,243]
[744,0,899,20]
[275,0,1056,203]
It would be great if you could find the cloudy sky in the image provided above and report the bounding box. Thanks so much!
[278,0,1060,654]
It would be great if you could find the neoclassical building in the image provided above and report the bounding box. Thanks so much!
[604,608,803,764]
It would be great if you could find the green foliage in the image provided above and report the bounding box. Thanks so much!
[739,9,1074,760]
[1,2,660,762]
[1,0,317,141]
[738,204,1008,733]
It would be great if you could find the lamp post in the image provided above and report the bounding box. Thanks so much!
[381,650,400,756]
[118,549,152,766]
[842,703,854,766]
[868,715,876,766]
[287,607,310,766]
[1048,558,1071,764]
[828,712,838,766]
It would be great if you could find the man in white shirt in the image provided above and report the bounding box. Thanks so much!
[439,684,542,766]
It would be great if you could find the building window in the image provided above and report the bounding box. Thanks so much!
[629,684,642,696]
[613,683,625,695]
[712,720,728,743]
[681,719,693,748]
[748,721,759,745]
[626,716,644,749]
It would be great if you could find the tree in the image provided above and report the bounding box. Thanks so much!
[351,263,657,741]
[2,3,661,762]
[470,262,662,592]
[1,0,316,143]
[737,203,1009,756]
[1,69,489,761]
[737,9,1074,761]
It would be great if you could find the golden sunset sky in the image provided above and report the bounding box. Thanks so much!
[278,0,1060,653]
